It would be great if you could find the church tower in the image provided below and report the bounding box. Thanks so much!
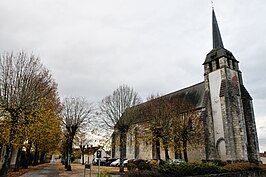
[203,9,260,163]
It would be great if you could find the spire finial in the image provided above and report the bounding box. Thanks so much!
[212,8,224,49]
[211,0,214,9]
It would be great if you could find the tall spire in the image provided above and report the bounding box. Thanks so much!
[212,9,224,49]
[204,8,237,65]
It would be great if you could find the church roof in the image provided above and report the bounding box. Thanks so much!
[203,9,238,64]
[161,81,205,109]
[119,82,206,125]
[212,9,224,49]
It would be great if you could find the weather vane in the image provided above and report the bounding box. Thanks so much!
[210,0,214,9]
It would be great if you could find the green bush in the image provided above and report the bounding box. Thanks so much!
[223,162,261,172]
[127,162,137,171]
[159,162,223,176]
[129,159,151,170]
[207,160,227,166]
[133,159,146,167]
[138,161,151,170]
[121,170,169,177]
[123,161,262,177]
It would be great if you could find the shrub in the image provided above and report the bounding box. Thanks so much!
[127,163,137,171]
[138,161,151,170]
[129,159,151,170]
[159,162,223,176]
[211,160,227,166]
[223,162,261,172]
[149,159,159,169]
[121,170,168,177]
[133,159,146,167]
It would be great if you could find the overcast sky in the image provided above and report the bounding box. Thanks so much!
[1,0,266,152]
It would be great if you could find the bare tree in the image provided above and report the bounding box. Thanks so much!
[99,84,142,132]
[0,52,58,176]
[61,97,94,171]
[99,84,142,172]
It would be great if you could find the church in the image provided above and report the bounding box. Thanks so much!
[111,9,260,163]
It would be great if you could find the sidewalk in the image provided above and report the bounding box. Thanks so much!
[17,162,124,177]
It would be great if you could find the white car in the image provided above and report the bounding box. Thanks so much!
[110,159,120,167]
[122,159,128,167]
[169,159,185,165]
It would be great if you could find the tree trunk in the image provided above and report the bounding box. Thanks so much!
[164,145,169,161]
[64,147,68,168]
[80,145,85,165]
[33,145,39,166]
[119,130,127,172]
[40,152,46,164]
[67,138,73,171]
[155,139,161,160]
[82,152,84,165]
[14,147,22,172]
[22,142,32,169]
[0,145,13,177]
[183,141,188,162]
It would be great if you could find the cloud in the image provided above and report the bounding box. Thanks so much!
[1,0,266,150]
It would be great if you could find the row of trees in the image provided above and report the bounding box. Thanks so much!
[0,51,203,176]
[0,52,96,175]
[0,52,61,176]
[0,52,141,176]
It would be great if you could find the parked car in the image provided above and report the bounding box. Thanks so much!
[169,159,185,165]
[105,158,117,166]
[110,159,120,167]
[93,158,106,166]
[122,159,128,167]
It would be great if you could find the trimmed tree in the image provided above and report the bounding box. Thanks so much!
[99,84,142,172]
[61,97,93,171]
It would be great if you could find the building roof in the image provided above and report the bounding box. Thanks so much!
[117,82,206,126]
[212,9,224,49]
[162,82,205,109]
[203,9,238,64]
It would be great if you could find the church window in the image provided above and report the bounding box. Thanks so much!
[227,59,231,68]
[216,59,220,69]
[209,62,213,72]
[232,61,236,70]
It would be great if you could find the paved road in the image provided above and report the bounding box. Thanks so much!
[20,163,60,177]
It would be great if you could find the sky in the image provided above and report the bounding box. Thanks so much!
[1,0,266,152]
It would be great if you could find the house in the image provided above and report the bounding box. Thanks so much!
[75,145,110,164]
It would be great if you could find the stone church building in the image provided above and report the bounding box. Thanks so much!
[111,9,260,163]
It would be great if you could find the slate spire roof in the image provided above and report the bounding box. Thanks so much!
[212,9,224,49]
[203,8,237,64]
